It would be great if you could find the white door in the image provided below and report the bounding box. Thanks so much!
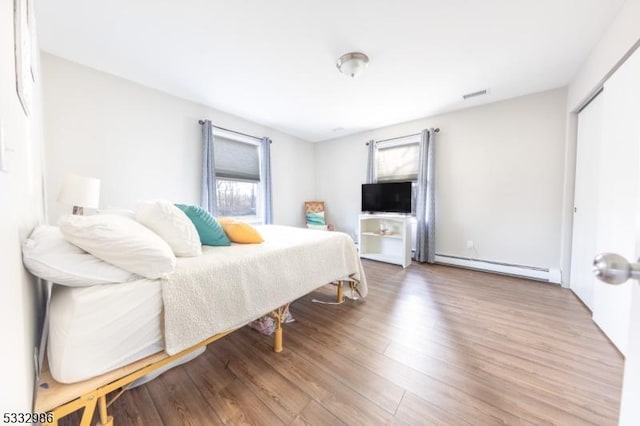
[592,46,640,355]
[570,93,604,309]
[619,283,640,424]
[591,46,640,424]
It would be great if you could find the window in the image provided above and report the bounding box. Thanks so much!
[375,135,420,214]
[215,180,258,217]
[214,132,262,222]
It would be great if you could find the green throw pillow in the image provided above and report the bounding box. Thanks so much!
[175,204,231,246]
[306,211,326,226]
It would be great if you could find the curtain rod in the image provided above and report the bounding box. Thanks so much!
[198,120,263,141]
[366,128,440,145]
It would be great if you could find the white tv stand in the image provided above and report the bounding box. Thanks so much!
[358,213,412,268]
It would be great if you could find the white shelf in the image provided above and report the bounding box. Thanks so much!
[358,214,412,268]
[360,231,403,240]
[360,252,405,264]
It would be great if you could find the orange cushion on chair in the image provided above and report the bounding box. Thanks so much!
[217,218,264,244]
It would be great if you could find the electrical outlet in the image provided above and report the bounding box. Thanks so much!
[466,240,474,249]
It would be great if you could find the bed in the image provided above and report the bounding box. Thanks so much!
[31,224,367,425]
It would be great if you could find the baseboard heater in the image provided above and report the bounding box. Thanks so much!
[434,254,561,284]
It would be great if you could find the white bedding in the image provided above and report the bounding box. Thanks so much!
[47,225,366,382]
[48,278,163,383]
[162,225,366,355]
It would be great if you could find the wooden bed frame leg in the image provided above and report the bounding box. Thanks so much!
[97,395,114,426]
[273,307,283,353]
[79,396,97,426]
[337,281,344,303]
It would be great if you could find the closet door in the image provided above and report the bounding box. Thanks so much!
[592,47,640,354]
[570,93,603,310]
[598,46,640,425]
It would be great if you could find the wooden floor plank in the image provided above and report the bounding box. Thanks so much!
[345,293,620,413]
[186,347,285,425]
[56,260,624,425]
[288,301,528,425]
[145,366,224,425]
[384,341,614,425]
[227,329,396,426]
[284,323,405,415]
[104,387,163,426]
[184,345,237,394]
[290,400,347,426]
[208,378,286,426]
[209,336,311,423]
[412,323,620,413]
[393,391,472,426]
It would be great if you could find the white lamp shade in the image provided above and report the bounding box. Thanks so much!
[57,175,101,209]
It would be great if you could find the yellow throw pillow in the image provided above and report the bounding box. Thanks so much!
[218,218,264,244]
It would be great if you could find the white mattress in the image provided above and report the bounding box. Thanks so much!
[48,278,163,383]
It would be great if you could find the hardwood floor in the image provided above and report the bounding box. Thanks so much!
[61,261,624,425]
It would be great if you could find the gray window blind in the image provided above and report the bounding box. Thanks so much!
[214,136,260,181]
[376,137,420,181]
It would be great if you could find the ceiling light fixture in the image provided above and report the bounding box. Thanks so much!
[336,52,369,78]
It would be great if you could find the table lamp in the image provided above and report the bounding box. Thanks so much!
[57,175,101,215]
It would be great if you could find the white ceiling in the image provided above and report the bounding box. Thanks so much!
[35,0,624,142]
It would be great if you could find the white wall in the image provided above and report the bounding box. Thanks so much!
[0,0,47,413]
[315,88,567,271]
[42,53,316,226]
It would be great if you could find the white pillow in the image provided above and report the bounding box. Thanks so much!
[22,225,135,287]
[59,214,176,279]
[135,200,202,257]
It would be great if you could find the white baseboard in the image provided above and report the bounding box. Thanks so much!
[548,268,562,284]
[434,254,560,283]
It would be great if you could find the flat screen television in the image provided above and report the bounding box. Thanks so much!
[361,182,412,214]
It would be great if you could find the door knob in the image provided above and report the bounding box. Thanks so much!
[593,253,640,285]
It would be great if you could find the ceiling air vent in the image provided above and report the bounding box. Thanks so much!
[462,89,488,100]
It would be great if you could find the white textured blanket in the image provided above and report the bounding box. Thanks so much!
[161,225,367,355]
